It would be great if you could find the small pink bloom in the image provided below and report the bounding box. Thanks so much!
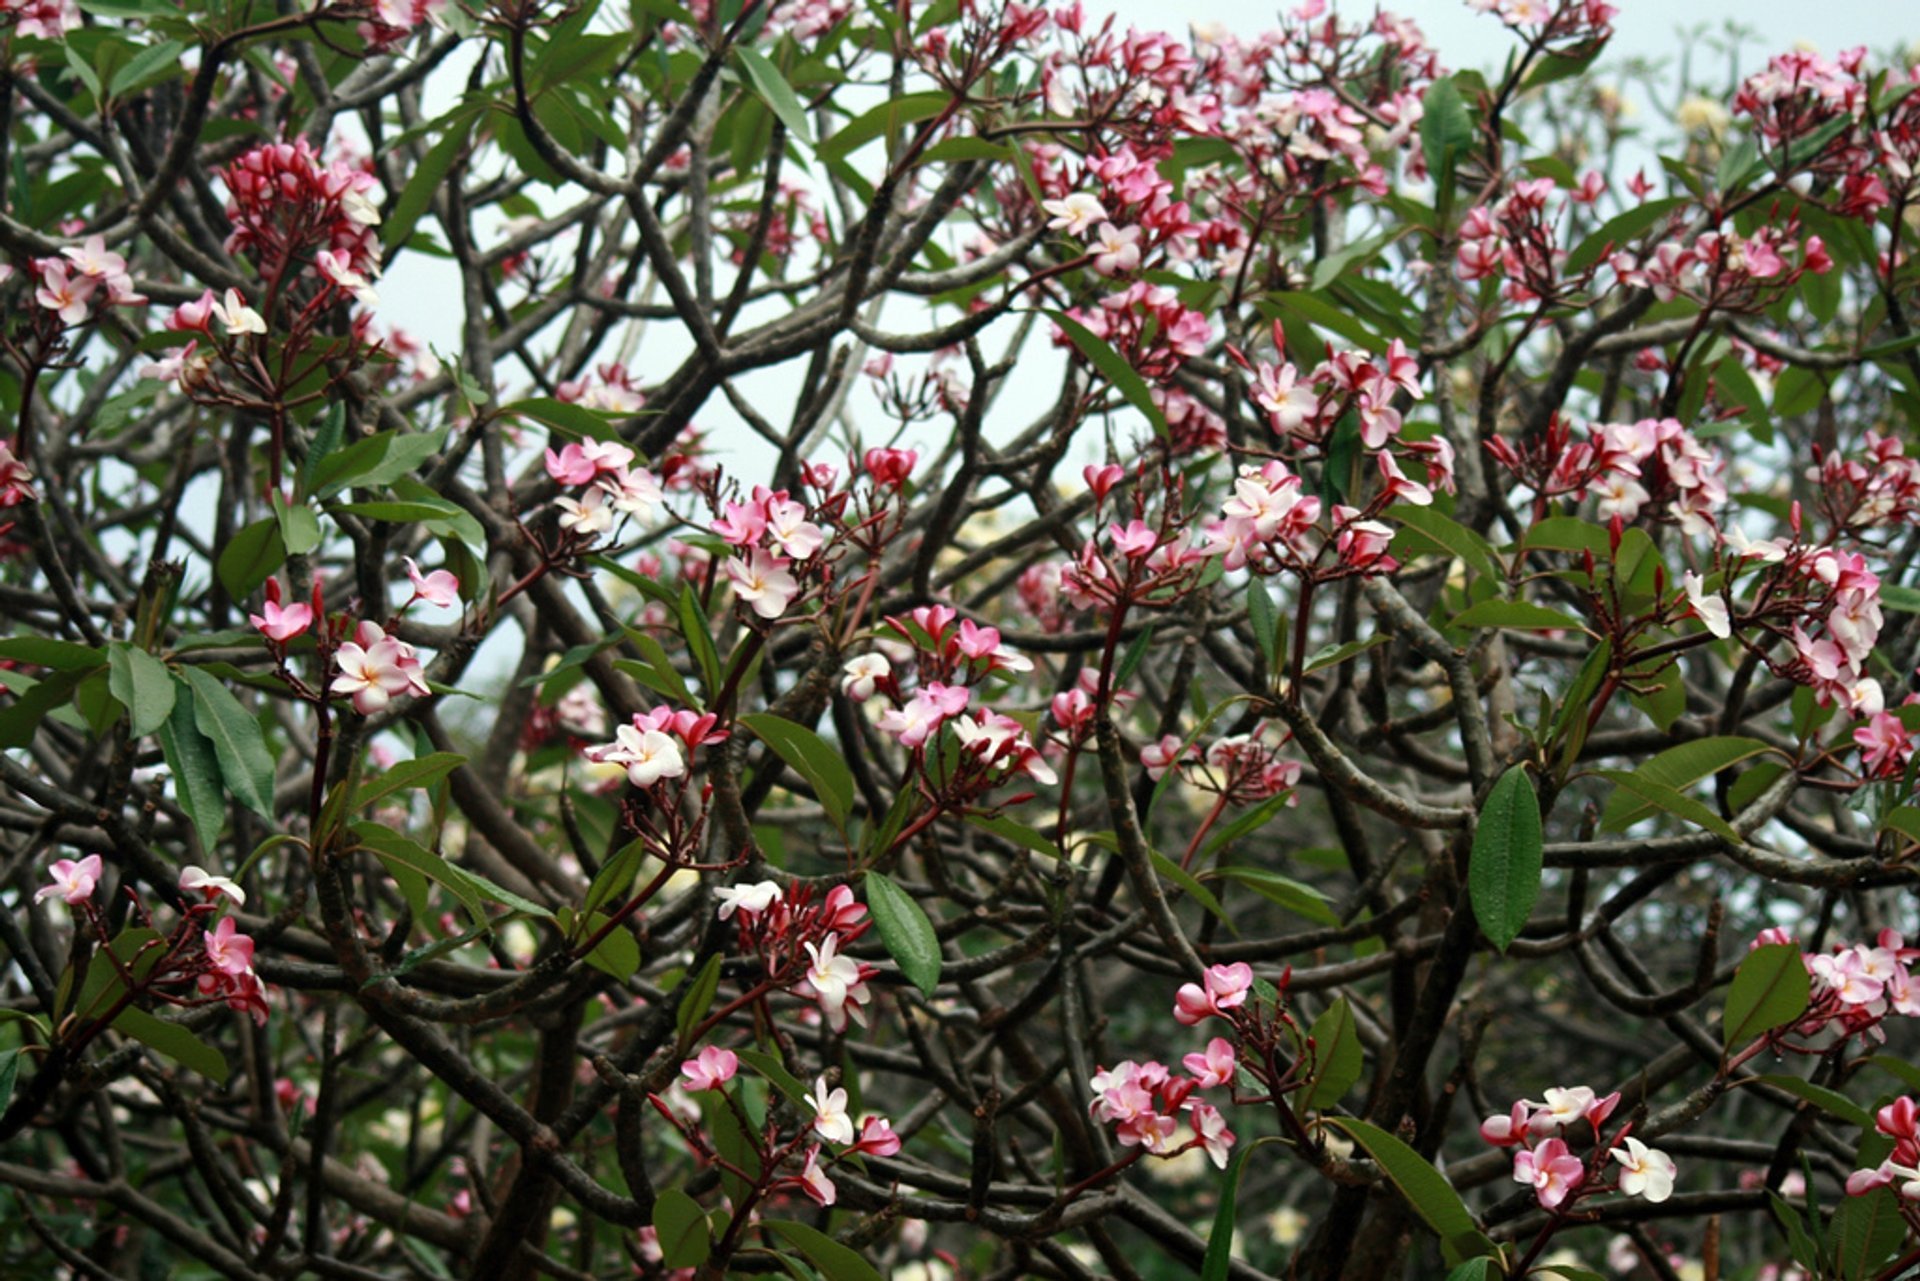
[680,1046,739,1091]
[203,915,255,978]
[1513,1137,1584,1209]
[35,854,103,906]
[403,557,460,609]
[250,599,313,642]
[1182,1037,1237,1088]
[179,865,246,907]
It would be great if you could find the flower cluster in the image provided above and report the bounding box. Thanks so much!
[330,621,431,715]
[1488,414,1727,536]
[1087,1057,1235,1167]
[586,705,727,788]
[720,881,877,1033]
[545,437,664,538]
[1481,1086,1674,1209]
[667,1042,902,1210]
[33,857,268,1026]
[0,0,78,39]
[221,139,382,282]
[29,236,144,327]
[717,484,828,620]
[1846,1097,1920,1200]
[1755,928,1920,1044]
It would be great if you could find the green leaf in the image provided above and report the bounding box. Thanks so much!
[1325,1118,1490,1265]
[1302,634,1388,675]
[216,517,286,601]
[865,871,940,997]
[1523,515,1612,557]
[0,668,91,749]
[1147,848,1233,928]
[740,712,855,830]
[581,838,649,920]
[1753,1074,1874,1129]
[351,752,466,813]
[1444,1260,1494,1281]
[1247,576,1280,668]
[675,953,724,1046]
[385,107,477,252]
[1451,599,1583,632]
[1049,310,1169,439]
[1304,997,1362,1108]
[178,668,275,819]
[734,1047,810,1109]
[1600,737,1775,831]
[1213,866,1338,925]
[275,494,323,556]
[1829,1185,1904,1281]
[309,428,446,499]
[1390,506,1503,584]
[0,1048,18,1116]
[1596,769,1740,843]
[0,637,104,670]
[503,396,623,443]
[817,91,948,164]
[108,38,185,96]
[112,1006,227,1081]
[352,821,487,927]
[1565,196,1688,275]
[675,585,723,697]
[107,642,176,737]
[1771,1193,1823,1274]
[1419,75,1474,197]
[736,46,814,147]
[1722,942,1812,1049]
[1115,625,1154,687]
[963,813,1060,860]
[651,1188,712,1270]
[458,869,554,921]
[1468,766,1542,954]
[763,1220,884,1281]
[156,687,225,853]
[578,914,640,980]
[1200,1141,1254,1281]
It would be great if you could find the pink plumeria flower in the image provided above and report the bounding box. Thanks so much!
[1611,1137,1676,1202]
[403,557,460,609]
[714,880,782,921]
[680,1046,739,1091]
[1090,222,1142,275]
[179,865,246,907]
[36,854,103,906]
[800,933,872,1033]
[853,1115,902,1156]
[1191,1102,1235,1168]
[808,1077,855,1145]
[250,599,313,643]
[1042,192,1107,237]
[212,287,267,336]
[203,915,256,977]
[329,623,430,714]
[314,249,379,306]
[1513,1137,1584,1209]
[1182,1038,1237,1089]
[798,1147,836,1206]
[1173,962,1255,1026]
[724,548,800,620]
[841,653,891,701]
[1140,734,1189,781]
[1682,571,1731,638]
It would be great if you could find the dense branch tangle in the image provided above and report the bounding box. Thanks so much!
[1,0,1919,1278]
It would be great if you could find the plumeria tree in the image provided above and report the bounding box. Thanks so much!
[4,0,1920,1275]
